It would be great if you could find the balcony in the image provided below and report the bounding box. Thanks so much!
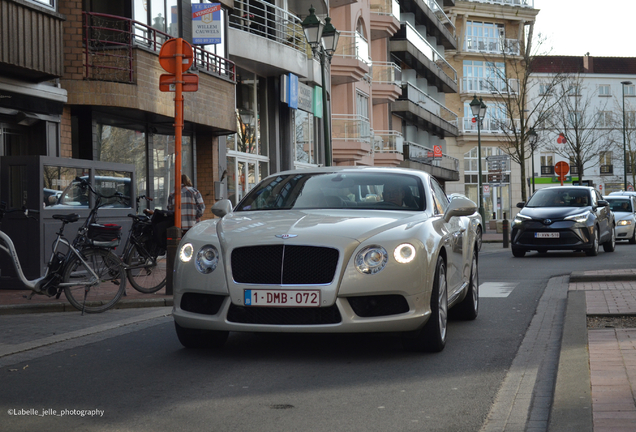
[570,165,580,175]
[392,82,459,138]
[0,0,64,81]
[373,130,404,166]
[402,141,460,181]
[541,166,555,175]
[331,31,371,86]
[464,37,521,56]
[399,0,457,49]
[464,0,534,7]
[461,117,517,134]
[371,62,402,104]
[332,114,373,164]
[229,0,312,78]
[390,23,458,93]
[370,0,400,40]
[460,77,519,95]
[600,165,614,175]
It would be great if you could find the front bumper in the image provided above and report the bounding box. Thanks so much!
[511,220,593,250]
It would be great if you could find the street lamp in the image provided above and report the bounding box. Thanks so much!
[470,95,487,223]
[528,128,538,194]
[302,7,340,166]
[622,80,632,191]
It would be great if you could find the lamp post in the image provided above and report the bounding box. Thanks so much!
[622,81,632,191]
[302,7,340,166]
[528,127,538,194]
[470,95,487,223]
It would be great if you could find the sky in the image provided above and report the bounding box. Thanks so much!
[533,0,635,57]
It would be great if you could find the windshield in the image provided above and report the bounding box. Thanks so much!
[235,172,425,211]
[608,199,632,212]
[526,189,591,208]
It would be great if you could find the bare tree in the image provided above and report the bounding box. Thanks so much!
[541,75,616,185]
[475,23,566,202]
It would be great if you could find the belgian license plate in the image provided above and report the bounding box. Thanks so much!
[535,232,559,238]
[244,289,320,307]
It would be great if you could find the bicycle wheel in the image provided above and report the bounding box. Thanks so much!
[124,242,167,293]
[62,248,126,313]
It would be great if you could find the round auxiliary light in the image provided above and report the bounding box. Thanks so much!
[394,243,416,264]
[179,243,194,262]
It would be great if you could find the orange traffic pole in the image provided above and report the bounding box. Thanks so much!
[174,38,184,230]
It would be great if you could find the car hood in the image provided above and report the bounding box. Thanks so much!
[193,209,428,249]
[613,211,633,221]
[519,206,593,220]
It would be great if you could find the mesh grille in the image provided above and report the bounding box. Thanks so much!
[348,295,410,317]
[180,293,225,315]
[231,245,339,285]
[227,304,342,325]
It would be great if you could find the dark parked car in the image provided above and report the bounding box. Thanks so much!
[510,186,615,257]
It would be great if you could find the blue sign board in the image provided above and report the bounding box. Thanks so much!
[288,74,298,109]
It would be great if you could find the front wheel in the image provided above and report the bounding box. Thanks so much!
[124,242,167,293]
[63,248,126,313]
[603,226,616,252]
[629,226,636,244]
[512,247,526,257]
[402,256,448,353]
[585,229,599,256]
[450,249,479,321]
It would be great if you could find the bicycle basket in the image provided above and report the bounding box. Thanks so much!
[88,223,122,248]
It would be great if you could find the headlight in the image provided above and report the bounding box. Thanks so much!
[196,245,219,274]
[513,214,531,224]
[179,243,194,262]
[394,243,416,264]
[355,245,388,274]
[618,220,633,226]
[564,212,589,223]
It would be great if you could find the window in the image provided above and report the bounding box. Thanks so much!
[598,85,611,96]
[294,110,317,166]
[540,155,554,175]
[29,0,55,9]
[356,91,370,119]
[567,85,581,96]
[625,85,636,97]
[430,178,449,215]
[568,111,582,126]
[539,83,553,95]
[598,111,613,127]
[463,61,506,93]
[627,111,636,128]
[465,21,505,53]
[600,151,613,173]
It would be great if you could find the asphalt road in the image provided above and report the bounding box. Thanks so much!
[1,242,633,432]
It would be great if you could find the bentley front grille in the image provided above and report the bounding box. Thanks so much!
[231,245,339,285]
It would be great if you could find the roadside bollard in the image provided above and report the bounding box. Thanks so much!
[165,225,182,295]
[502,213,509,249]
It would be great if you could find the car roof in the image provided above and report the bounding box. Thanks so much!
[609,191,636,196]
[271,166,431,179]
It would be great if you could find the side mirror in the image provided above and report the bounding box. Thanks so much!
[444,196,477,223]
[516,202,525,208]
[598,200,609,207]
[212,199,233,218]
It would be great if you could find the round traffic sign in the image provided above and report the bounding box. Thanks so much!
[159,38,194,74]
[554,161,570,176]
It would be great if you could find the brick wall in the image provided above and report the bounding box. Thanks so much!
[60,106,72,157]
[60,0,84,81]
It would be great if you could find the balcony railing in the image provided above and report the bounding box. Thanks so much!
[229,0,308,54]
[402,82,458,124]
[541,166,555,175]
[460,77,519,94]
[600,165,614,175]
[373,131,404,153]
[423,0,456,36]
[335,31,371,64]
[83,12,235,83]
[403,141,459,171]
[464,37,521,56]
[462,117,517,133]
[370,0,400,21]
[403,23,457,83]
[570,165,579,175]
[332,114,372,143]
[464,0,534,7]
[372,62,402,85]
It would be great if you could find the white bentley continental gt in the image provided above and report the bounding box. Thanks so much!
[172,167,481,352]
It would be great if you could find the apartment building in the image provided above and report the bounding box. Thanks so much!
[530,55,636,195]
[328,0,460,186]
[443,0,538,221]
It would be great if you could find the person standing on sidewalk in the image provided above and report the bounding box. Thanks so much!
[167,174,205,234]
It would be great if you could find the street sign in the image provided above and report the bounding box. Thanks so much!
[486,155,509,161]
[483,185,491,195]
[554,161,569,176]
[159,39,194,74]
[629,185,634,192]
[159,73,199,92]
[488,174,503,182]
[433,145,442,158]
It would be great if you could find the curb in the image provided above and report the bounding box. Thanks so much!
[570,271,636,282]
[549,290,593,432]
[0,298,173,315]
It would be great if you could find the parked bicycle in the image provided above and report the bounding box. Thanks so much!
[121,195,173,293]
[0,178,128,314]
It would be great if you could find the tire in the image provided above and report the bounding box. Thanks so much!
[402,256,448,353]
[630,226,636,245]
[476,226,483,252]
[603,225,616,252]
[175,323,229,349]
[450,249,479,321]
[124,242,167,293]
[586,228,599,256]
[512,247,526,257]
[63,248,126,313]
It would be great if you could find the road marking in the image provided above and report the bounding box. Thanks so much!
[480,282,518,298]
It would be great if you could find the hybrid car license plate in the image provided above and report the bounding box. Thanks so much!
[535,232,559,238]
[244,289,320,307]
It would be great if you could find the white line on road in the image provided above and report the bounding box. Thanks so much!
[480,282,518,298]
